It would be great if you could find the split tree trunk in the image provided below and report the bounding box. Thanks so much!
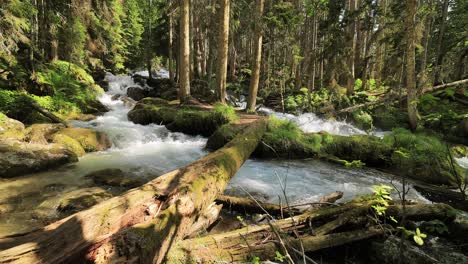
[0,119,267,264]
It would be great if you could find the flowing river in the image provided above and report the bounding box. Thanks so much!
[0,71,427,236]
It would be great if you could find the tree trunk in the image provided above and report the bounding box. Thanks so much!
[433,0,449,85]
[179,0,191,103]
[0,119,267,264]
[168,9,174,83]
[215,0,230,103]
[406,0,419,131]
[246,0,265,112]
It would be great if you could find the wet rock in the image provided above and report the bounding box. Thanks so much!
[127,86,148,101]
[84,99,110,114]
[55,127,112,152]
[0,139,78,178]
[57,187,112,212]
[97,80,110,91]
[132,74,148,86]
[85,168,145,188]
[111,94,121,101]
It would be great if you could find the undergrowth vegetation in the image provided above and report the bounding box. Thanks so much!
[0,61,104,123]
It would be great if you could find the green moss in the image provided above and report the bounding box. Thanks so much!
[213,103,239,122]
[0,112,6,122]
[51,134,86,157]
[352,110,373,131]
[128,99,231,136]
[382,128,464,185]
[322,134,392,167]
[56,128,111,152]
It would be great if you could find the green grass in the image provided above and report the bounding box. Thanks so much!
[213,103,239,122]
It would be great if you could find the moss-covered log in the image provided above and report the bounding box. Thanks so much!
[0,119,266,263]
[127,98,234,136]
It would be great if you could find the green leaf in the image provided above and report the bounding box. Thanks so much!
[390,216,398,223]
[413,235,424,246]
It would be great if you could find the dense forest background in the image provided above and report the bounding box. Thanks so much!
[0,0,467,132]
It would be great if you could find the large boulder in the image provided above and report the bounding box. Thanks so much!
[85,168,145,188]
[24,123,65,144]
[127,86,148,101]
[0,139,78,178]
[55,127,112,152]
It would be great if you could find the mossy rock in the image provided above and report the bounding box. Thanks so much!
[57,187,113,213]
[0,140,78,178]
[55,127,112,152]
[0,113,25,132]
[85,168,145,188]
[51,134,86,157]
[452,145,468,158]
[24,123,65,144]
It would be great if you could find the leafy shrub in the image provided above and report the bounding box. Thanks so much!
[352,110,374,131]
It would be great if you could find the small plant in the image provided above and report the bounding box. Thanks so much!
[398,227,427,246]
[251,256,260,264]
[371,184,393,216]
[236,215,247,227]
[274,251,285,262]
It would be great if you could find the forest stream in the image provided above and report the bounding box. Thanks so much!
[0,71,429,237]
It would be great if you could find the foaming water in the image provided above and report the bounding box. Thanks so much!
[227,159,427,204]
[258,107,388,137]
[456,157,468,169]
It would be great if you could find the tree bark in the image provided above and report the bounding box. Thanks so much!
[0,119,267,264]
[433,0,450,85]
[168,8,174,83]
[406,0,419,131]
[215,0,230,103]
[246,0,265,112]
[179,0,191,103]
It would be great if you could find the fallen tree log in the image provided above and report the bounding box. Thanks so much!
[0,119,267,264]
[216,191,343,217]
[337,79,468,114]
[166,202,455,263]
[28,99,69,127]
